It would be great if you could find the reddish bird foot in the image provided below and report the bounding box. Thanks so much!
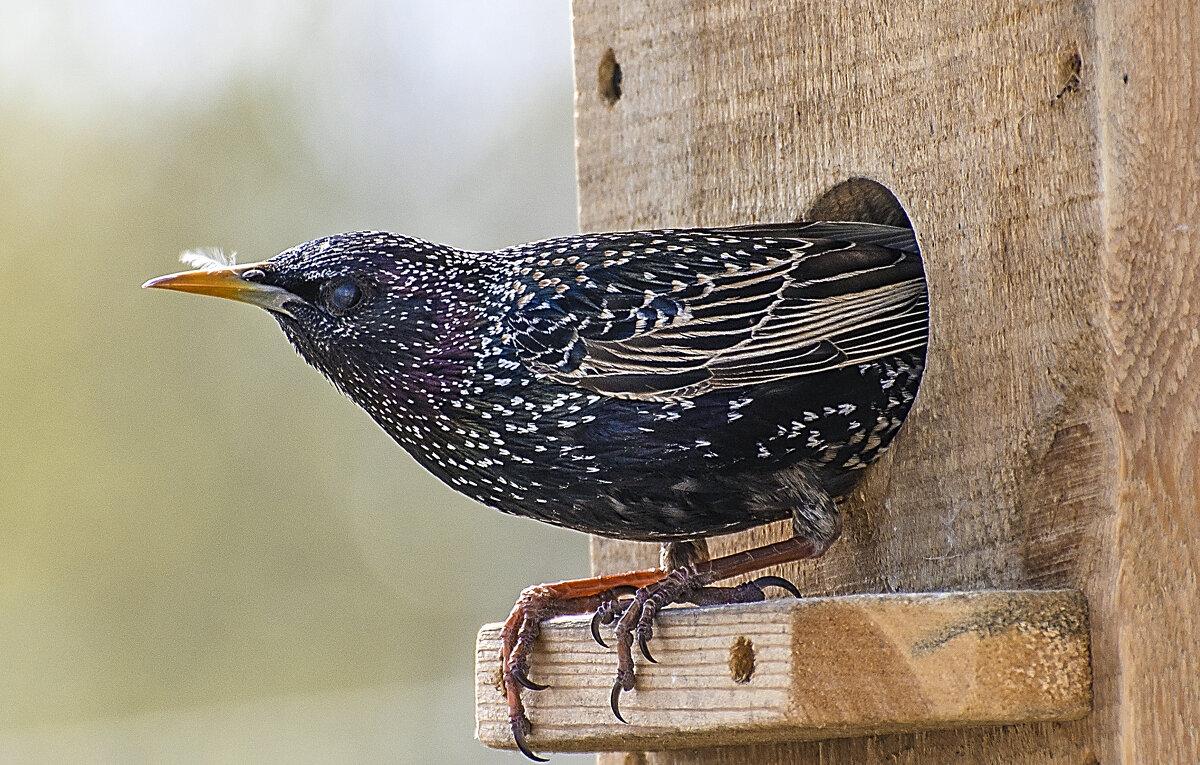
[499,569,664,761]
[498,535,825,759]
[607,570,801,722]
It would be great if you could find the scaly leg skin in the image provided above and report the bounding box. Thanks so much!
[607,535,828,722]
[606,480,844,723]
[499,569,665,761]
[503,481,841,759]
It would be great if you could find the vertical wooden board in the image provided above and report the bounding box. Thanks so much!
[1096,0,1200,761]
[572,0,1112,762]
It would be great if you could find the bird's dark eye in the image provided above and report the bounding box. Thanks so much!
[325,278,364,314]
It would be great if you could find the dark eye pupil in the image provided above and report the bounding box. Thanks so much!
[328,280,362,312]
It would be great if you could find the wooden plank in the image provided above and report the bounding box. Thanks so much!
[1096,1,1200,761]
[475,590,1091,753]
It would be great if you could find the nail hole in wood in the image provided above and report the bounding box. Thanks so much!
[493,665,505,697]
[1053,43,1082,101]
[728,635,755,683]
[599,48,622,104]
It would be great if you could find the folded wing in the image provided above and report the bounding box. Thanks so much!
[506,222,928,401]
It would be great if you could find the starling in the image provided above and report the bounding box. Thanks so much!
[145,220,927,760]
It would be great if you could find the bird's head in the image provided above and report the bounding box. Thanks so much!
[144,231,489,406]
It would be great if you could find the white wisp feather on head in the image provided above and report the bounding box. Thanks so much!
[179,248,238,271]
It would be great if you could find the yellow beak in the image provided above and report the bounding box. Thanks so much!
[142,263,297,316]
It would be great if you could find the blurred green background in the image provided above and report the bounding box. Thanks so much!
[0,1,590,762]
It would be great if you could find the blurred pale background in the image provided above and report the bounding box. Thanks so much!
[0,1,591,762]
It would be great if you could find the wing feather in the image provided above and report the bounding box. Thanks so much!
[505,222,927,400]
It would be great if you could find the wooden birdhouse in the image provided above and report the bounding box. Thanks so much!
[477,2,1199,762]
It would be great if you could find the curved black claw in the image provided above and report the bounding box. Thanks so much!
[591,610,608,648]
[590,587,636,648]
[511,720,549,762]
[637,631,657,663]
[752,575,802,598]
[511,665,549,692]
[610,679,628,724]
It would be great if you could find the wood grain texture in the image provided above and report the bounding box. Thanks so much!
[1096,1,1200,761]
[476,591,1091,753]
[562,0,1198,762]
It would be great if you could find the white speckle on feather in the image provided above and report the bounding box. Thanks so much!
[179,248,238,270]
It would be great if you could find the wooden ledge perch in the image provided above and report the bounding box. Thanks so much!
[475,589,1091,754]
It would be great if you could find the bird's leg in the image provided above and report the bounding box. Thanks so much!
[499,568,666,761]
[607,535,827,720]
[609,482,843,721]
[589,540,713,650]
[660,538,710,570]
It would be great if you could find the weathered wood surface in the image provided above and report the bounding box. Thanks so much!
[1095,3,1200,763]
[476,591,1091,753]
[564,0,1199,762]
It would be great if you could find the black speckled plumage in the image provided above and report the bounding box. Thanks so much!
[147,219,928,759]
[212,221,926,542]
